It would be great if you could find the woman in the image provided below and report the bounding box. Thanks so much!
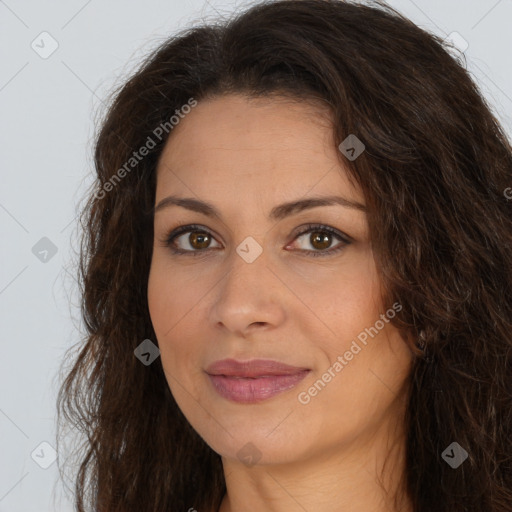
[57,1,512,511]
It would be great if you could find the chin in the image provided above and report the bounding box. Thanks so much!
[190,409,322,467]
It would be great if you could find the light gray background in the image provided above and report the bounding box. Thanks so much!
[1,1,511,511]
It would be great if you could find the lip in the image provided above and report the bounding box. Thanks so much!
[206,358,309,377]
[205,358,310,403]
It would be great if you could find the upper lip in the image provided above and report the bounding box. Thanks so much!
[205,358,310,378]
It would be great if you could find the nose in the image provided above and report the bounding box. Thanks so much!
[209,241,287,336]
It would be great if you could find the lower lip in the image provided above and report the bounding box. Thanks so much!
[207,371,310,403]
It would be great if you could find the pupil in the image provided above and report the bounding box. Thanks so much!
[312,232,331,250]
[191,232,210,249]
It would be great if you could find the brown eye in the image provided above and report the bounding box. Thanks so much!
[163,223,350,258]
[309,231,333,250]
[188,231,211,249]
[164,225,221,254]
[291,225,349,256]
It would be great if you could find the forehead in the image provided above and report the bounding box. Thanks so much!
[155,94,363,203]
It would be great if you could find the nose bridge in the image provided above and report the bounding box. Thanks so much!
[211,235,285,333]
[224,235,270,299]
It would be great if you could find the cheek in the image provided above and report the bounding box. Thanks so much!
[147,261,204,376]
[290,253,381,338]
[338,253,382,320]
[147,268,169,335]
[147,258,206,332]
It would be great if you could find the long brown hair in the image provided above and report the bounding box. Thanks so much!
[57,1,512,511]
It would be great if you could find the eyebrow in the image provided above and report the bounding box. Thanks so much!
[153,194,366,220]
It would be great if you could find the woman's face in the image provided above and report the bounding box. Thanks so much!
[148,94,413,466]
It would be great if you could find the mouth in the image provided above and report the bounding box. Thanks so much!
[205,358,311,403]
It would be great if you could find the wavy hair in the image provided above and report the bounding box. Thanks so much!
[57,1,512,511]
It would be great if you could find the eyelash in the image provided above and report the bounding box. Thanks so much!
[159,223,351,258]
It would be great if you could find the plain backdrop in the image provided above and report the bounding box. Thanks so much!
[1,0,511,510]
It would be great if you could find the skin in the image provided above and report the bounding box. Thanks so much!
[147,94,414,512]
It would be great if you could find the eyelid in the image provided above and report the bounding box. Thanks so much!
[159,222,352,257]
[287,224,351,257]
[291,223,352,244]
[160,223,221,255]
